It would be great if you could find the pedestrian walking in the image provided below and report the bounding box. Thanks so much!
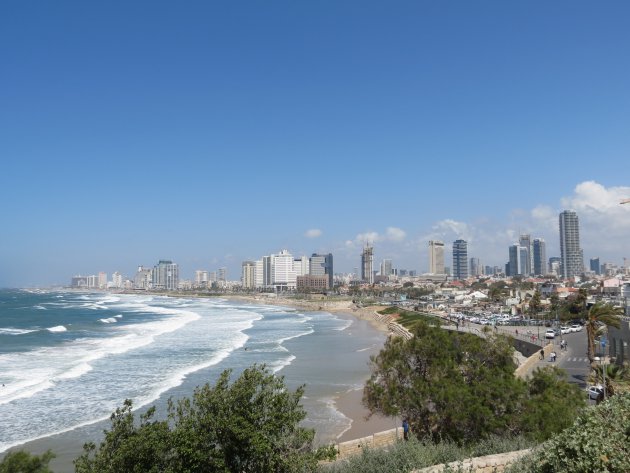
[550,351,557,362]
[539,349,544,360]
[402,418,410,441]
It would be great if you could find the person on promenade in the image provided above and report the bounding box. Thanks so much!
[402,418,410,441]
[550,351,557,362]
[539,349,545,360]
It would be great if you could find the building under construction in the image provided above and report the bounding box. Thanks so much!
[361,243,374,284]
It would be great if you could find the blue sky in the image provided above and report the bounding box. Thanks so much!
[1,1,629,286]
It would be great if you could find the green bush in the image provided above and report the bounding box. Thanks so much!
[0,450,55,473]
[505,393,630,473]
[320,436,535,473]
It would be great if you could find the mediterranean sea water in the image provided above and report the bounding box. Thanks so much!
[0,289,384,455]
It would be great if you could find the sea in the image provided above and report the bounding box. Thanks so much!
[0,289,385,459]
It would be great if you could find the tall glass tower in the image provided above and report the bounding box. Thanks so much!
[452,239,469,280]
[559,210,583,279]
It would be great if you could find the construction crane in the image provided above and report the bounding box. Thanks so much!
[621,198,630,205]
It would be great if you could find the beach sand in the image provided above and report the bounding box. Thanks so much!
[335,388,399,442]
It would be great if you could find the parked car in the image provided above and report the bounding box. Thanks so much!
[586,385,604,400]
[570,324,583,332]
[545,329,556,339]
[553,328,562,337]
[560,326,571,334]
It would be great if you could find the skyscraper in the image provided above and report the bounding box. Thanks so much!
[361,244,374,284]
[380,259,392,277]
[152,260,179,290]
[309,253,334,289]
[241,261,256,289]
[590,257,601,275]
[533,238,547,276]
[559,210,584,279]
[452,239,468,280]
[519,234,532,276]
[470,257,482,276]
[428,240,445,274]
[508,244,528,277]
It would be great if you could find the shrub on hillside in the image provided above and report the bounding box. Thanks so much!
[505,393,630,473]
[319,436,535,473]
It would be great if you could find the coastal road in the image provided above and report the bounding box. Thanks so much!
[443,320,591,388]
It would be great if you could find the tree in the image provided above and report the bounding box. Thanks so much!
[363,321,527,444]
[363,321,585,445]
[585,302,623,363]
[0,450,55,473]
[528,291,542,320]
[74,365,334,473]
[520,366,586,442]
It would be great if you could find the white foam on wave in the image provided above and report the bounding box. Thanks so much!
[0,328,38,335]
[134,332,250,410]
[114,314,123,319]
[270,355,297,373]
[99,318,118,324]
[0,303,201,407]
[356,344,377,353]
[333,319,353,331]
[277,328,315,345]
[33,305,47,310]
[47,325,67,333]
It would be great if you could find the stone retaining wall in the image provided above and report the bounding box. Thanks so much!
[336,427,402,459]
[413,448,531,473]
[514,342,553,378]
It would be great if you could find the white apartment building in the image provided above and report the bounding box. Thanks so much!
[428,240,445,275]
[272,250,297,290]
[241,261,256,289]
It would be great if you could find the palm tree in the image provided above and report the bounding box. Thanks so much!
[585,302,623,363]
[589,363,628,398]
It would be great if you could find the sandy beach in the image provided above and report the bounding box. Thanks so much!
[218,295,400,442]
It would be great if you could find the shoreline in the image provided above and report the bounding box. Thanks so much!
[2,293,393,471]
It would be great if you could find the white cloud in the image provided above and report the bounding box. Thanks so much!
[386,227,407,242]
[304,229,322,238]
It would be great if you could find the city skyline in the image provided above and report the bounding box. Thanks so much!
[2,2,630,287]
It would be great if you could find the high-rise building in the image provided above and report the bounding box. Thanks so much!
[428,240,445,274]
[310,253,333,289]
[508,244,527,277]
[452,239,468,280]
[134,266,152,289]
[217,267,227,282]
[380,259,393,277]
[272,250,296,290]
[98,272,108,289]
[111,271,123,288]
[519,234,533,276]
[294,256,310,277]
[195,270,209,287]
[470,257,482,276]
[152,260,179,290]
[590,257,601,275]
[533,238,547,276]
[559,210,584,279]
[361,244,374,284]
[548,256,561,276]
[241,261,256,289]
